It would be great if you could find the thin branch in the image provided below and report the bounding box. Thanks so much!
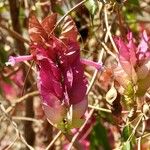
[0,104,34,150]
[5,91,39,114]
[104,6,118,53]
[45,131,62,150]
[140,133,150,139]
[89,104,141,114]
[5,135,18,150]
[127,114,144,142]
[0,23,29,44]
[52,0,87,32]
[12,116,43,124]
[21,61,35,96]
[88,104,111,113]
[101,41,118,61]
[86,48,104,94]
[67,109,94,150]
[137,117,146,150]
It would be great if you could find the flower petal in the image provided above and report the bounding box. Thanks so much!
[37,57,63,104]
[6,55,33,66]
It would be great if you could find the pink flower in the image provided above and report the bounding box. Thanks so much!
[114,31,150,96]
[6,14,102,131]
[5,55,33,66]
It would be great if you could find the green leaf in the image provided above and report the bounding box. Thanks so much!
[122,125,132,141]
[121,125,136,149]
[90,121,111,150]
[85,0,98,16]
[122,141,131,150]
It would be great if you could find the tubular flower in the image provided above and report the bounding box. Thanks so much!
[6,14,102,131]
[114,31,150,96]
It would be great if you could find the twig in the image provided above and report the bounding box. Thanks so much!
[12,116,43,124]
[88,104,141,114]
[88,104,111,113]
[19,133,34,150]
[67,109,94,150]
[52,0,88,32]
[5,91,39,114]
[137,117,146,150]
[101,41,118,61]
[0,91,39,122]
[5,135,18,150]
[45,131,62,150]
[0,104,34,150]
[4,67,21,78]
[104,6,118,53]
[0,23,29,44]
[86,48,104,95]
[0,122,10,143]
[140,133,150,139]
[127,114,144,142]
[21,60,35,96]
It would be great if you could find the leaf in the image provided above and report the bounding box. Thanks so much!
[121,125,136,149]
[85,0,98,16]
[60,16,78,42]
[28,14,48,44]
[122,141,131,150]
[90,121,111,150]
[41,13,57,36]
[106,84,117,105]
[114,37,133,76]
[122,125,132,141]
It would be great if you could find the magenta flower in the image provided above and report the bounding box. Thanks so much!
[6,14,102,131]
[114,31,150,96]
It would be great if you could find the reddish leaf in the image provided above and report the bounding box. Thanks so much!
[127,32,137,67]
[60,16,78,42]
[41,13,57,36]
[114,38,131,75]
[28,14,48,44]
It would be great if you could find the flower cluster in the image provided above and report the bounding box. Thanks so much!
[6,14,102,132]
[114,31,150,97]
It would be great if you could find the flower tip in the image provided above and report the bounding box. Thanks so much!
[5,55,33,66]
[5,56,16,66]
